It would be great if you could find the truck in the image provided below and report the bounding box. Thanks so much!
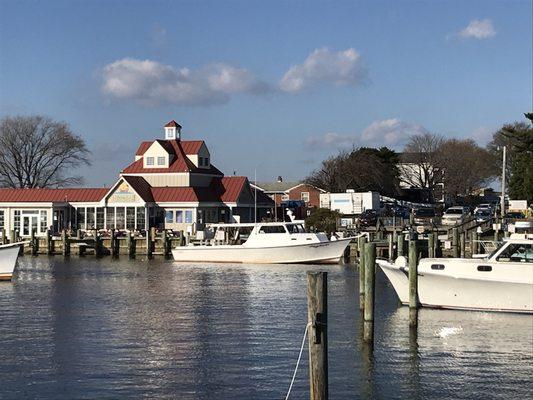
[319,190,380,215]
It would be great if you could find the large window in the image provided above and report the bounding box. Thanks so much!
[106,207,115,229]
[76,208,85,229]
[175,210,183,223]
[259,225,286,234]
[497,244,533,263]
[96,208,105,229]
[185,210,193,224]
[116,207,125,230]
[301,192,310,202]
[0,210,4,231]
[40,210,48,233]
[165,210,174,223]
[14,210,20,232]
[86,207,95,229]
[126,207,136,230]
[136,208,145,231]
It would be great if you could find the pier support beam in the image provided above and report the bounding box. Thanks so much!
[460,232,466,258]
[452,228,459,258]
[397,234,405,257]
[363,242,376,343]
[428,233,435,258]
[357,235,367,311]
[307,271,328,400]
[409,240,419,328]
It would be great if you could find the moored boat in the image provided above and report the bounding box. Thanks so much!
[376,234,533,313]
[171,222,354,264]
[0,242,23,281]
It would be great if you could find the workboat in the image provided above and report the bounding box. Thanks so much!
[376,234,533,313]
[171,222,354,264]
[0,242,23,281]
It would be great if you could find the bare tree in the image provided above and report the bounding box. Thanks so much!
[0,115,91,188]
[398,133,445,202]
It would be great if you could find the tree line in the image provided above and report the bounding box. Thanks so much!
[306,114,533,204]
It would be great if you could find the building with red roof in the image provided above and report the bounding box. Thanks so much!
[0,120,274,236]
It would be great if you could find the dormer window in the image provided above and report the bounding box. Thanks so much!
[146,157,154,166]
[157,156,165,166]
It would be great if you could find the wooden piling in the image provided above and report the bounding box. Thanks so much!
[452,227,459,258]
[397,233,405,257]
[408,240,419,327]
[10,230,16,244]
[30,228,37,255]
[62,230,70,256]
[307,271,328,400]
[110,229,117,256]
[94,230,101,256]
[357,235,367,310]
[474,231,480,254]
[428,233,435,258]
[460,232,466,258]
[363,242,376,343]
[388,233,394,261]
[46,230,52,255]
[127,232,135,257]
[146,231,153,257]
[1,229,6,244]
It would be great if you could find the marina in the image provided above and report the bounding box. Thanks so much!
[1,256,532,399]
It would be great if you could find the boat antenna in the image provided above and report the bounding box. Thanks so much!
[254,169,257,224]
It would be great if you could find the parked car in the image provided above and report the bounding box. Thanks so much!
[413,208,437,226]
[358,209,378,228]
[504,211,525,220]
[474,208,492,223]
[441,206,470,226]
[474,203,495,214]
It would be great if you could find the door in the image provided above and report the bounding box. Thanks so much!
[22,215,38,236]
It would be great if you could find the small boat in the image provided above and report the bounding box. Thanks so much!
[171,222,354,264]
[376,234,533,313]
[0,242,23,281]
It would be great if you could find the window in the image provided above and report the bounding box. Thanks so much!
[13,210,20,232]
[0,210,4,230]
[287,224,305,234]
[126,207,136,230]
[185,210,193,223]
[205,157,209,166]
[76,208,85,229]
[259,225,286,234]
[301,192,310,202]
[165,210,174,223]
[199,157,204,166]
[40,210,48,233]
[116,207,125,230]
[496,243,533,263]
[175,210,183,223]
[96,208,105,229]
[136,207,145,231]
[86,207,95,229]
[157,156,165,166]
[106,207,115,229]
[146,157,154,166]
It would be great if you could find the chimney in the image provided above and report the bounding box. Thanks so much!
[277,176,283,182]
[164,120,182,140]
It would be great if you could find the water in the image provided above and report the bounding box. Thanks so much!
[0,257,531,399]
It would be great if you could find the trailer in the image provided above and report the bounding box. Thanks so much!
[320,190,380,215]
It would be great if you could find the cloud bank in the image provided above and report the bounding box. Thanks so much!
[305,119,429,150]
[100,47,367,106]
[458,19,496,40]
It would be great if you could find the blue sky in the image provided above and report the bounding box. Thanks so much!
[0,0,531,187]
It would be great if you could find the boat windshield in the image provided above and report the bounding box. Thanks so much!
[495,243,533,262]
[258,225,287,234]
[286,224,305,234]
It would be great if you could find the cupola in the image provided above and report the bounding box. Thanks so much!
[164,120,182,140]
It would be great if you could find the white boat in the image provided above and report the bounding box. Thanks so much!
[0,242,23,281]
[171,222,354,264]
[376,234,533,313]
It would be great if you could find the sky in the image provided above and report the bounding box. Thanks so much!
[0,0,531,187]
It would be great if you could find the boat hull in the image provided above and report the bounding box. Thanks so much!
[171,238,352,264]
[377,257,533,313]
[0,243,21,281]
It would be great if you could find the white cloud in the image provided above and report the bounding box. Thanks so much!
[458,19,496,40]
[100,58,268,106]
[280,47,367,93]
[305,119,429,150]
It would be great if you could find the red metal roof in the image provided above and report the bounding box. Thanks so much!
[0,188,108,203]
[121,176,154,202]
[135,139,204,156]
[164,120,181,128]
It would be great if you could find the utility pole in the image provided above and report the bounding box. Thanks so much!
[500,146,507,218]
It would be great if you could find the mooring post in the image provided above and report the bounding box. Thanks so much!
[363,242,376,343]
[452,227,459,258]
[357,235,367,311]
[460,231,466,258]
[1,229,6,244]
[307,271,328,400]
[94,229,101,256]
[397,233,405,257]
[127,232,135,257]
[110,229,117,256]
[10,229,16,244]
[30,228,37,255]
[146,230,153,257]
[428,233,435,258]
[162,229,169,256]
[388,233,394,261]
[408,239,419,327]
[62,230,69,256]
[474,231,480,254]
[77,229,82,240]
[46,230,52,255]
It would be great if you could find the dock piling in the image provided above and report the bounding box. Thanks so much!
[357,235,367,310]
[397,233,405,257]
[363,242,376,343]
[452,228,459,258]
[428,233,435,258]
[62,230,70,256]
[408,240,419,327]
[306,271,328,400]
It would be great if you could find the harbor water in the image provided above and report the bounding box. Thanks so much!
[1,257,532,399]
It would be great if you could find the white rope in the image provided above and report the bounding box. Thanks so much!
[284,322,312,400]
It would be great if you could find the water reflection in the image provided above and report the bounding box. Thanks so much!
[0,258,531,399]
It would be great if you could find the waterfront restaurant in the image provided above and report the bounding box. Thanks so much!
[0,120,274,237]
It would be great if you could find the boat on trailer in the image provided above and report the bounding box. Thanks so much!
[171,222,354,264]
[376,234,533,313]
[0,242,23,281]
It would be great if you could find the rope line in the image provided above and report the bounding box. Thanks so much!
[284,322,312,400]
